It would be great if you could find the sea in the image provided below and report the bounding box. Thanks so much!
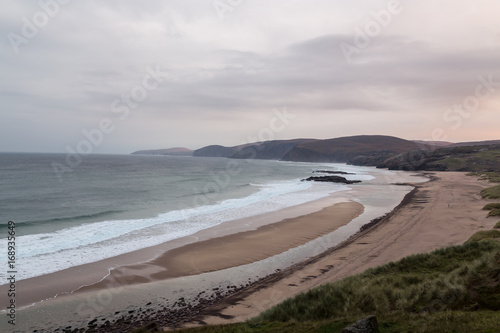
[0,153,369,284]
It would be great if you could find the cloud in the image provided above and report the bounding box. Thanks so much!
[1,0,499,153]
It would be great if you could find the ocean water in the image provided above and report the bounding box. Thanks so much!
[0,153,366,282]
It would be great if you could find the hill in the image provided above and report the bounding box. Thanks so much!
[131,137,500,172]
[282,135,426,164]
[230,139,316,160]
[450,140,500,147]
[377,144,500,172]
[193,139,315,160]
[192,145,240,158]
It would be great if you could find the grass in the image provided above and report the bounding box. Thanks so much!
[483,203,500,217]
[495,221,500,229]
[431,157,466,170]
[257,241,500,323]
[472,172,500,199]
[468,171,500,183]
[481,185,500,199]
[483,203,500,210]
[488,209,500,217]
[468,230,500,242]
[175,312,500,333]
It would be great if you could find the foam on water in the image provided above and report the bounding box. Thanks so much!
[2,180,347,282]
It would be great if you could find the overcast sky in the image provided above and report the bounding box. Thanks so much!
[1,0,499,154]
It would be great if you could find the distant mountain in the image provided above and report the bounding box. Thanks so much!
[193,139,315,160]
[193,145,240,158]
[449,140,500,147]
[132,136,500,172]
[131,147,193,156]
[412,140,453,148]
[230,139,316,160]
[282,135,427,164]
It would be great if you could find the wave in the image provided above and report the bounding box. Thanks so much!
[0,179,347,282]
[15,210,125,226]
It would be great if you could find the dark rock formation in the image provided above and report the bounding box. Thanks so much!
[313,170,355,175]
[302,176,361,184]
[342,315,378,333]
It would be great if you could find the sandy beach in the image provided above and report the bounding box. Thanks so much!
[183,172,497,328]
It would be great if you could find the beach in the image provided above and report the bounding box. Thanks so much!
[2,170,495,332]
[186,172,497,328]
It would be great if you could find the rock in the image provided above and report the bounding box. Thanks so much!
[342,315,378,333]
[313,170,355,175]
[302,176,361,184]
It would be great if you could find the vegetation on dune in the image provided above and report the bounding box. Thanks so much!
[175,311,500,333]
[471,171,500,183]
[495,221,500,229]
[483,203,500,210]
[470,172,500,199]
[257,241,500,324]
[468,230,500,242]
[483,203,500,217]
[481,185,500,199]
[488,209,500,217]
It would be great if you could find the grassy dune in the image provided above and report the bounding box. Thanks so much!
[482,186,500,199]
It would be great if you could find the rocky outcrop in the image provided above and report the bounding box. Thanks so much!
[313,170,355,175]
[302,176,361,184]
[342,315,378,333]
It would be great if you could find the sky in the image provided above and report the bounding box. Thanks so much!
[1,0,500,154]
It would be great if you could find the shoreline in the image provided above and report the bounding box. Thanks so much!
[77,201,364,292]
